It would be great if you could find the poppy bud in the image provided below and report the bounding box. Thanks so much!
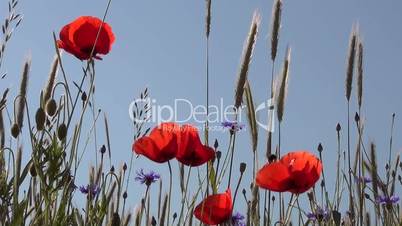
[30,164,37,177]
[35,108,46,131]
[392,170,396,178]
[100,145,106,154]
[151,217,157,226]
[242,188,246,196]
[364,193,370,199]
[123,191,127,199]
[123,163,127,171]
[11,123,20,138]
[271,196,275,202]
[81,92,87,102]
[354,112,360,122]
[336,123,341,132]
[320,179,325,187]
[57,123,67,140]
[385,164,389,170]
[216,151,222,160]
[268,154,277,163]
[173,213,177,220]
[214,139,219,149]
[111,213,120,226]
[398,175,401,181]
[110,166,115,172]
[317,143,323,153]
[46,99,57,117]
[239,162,246,173]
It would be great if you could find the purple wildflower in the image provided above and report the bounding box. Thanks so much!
[221,121,245,132]
[79,184,100,196]
[376,195,400,205]
[354,175,372,184]
[231,212,246,226]
[135,169,160,186]
[307,206,330,222]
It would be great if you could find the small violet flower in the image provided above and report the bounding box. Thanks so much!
[307,206,330,222]
[221,121,245,132]
[135,169,160,186]
[231,212,246,226]
[354,175,372,184]
[376,195,400,205]
[79,184,100,196]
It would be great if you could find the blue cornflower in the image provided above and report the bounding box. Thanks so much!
[79,184,100,196]
[221,121,244,132]
[307,206,330,222]
[376,195,400,205]
[354,175,372,184]
[135,169,160,186]
[231,212,246,226]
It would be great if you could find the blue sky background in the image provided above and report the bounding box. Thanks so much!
[1,0,402,221]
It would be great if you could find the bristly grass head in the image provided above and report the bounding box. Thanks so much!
[345,25,358,101]
[16,56,31,129]
[270,0,282,62]
[357,38,364,108]
[276,46,291,123]
[234,10,260,109]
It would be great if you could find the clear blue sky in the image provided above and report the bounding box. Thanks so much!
[1,0,402,219]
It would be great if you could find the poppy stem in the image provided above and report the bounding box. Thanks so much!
[227,131,237,189]
[167,161,173,225]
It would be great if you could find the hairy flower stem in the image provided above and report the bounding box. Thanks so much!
[177,167,191,225]
[167,161,173,225]
[347,102,354,219]
[227,131,237,189]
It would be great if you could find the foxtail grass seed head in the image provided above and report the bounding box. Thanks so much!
[357,40,364,108]
[276,46,291,122]
[57,123,67,140]
[234,11,260,109]
[345,26,357,101]
[35,107,46,131]
[11,123,20,138]
[16,58,31,128]
[205,0,211,38]
[43,55,59,103]
[270,0,282,61]
[45,99,57,117]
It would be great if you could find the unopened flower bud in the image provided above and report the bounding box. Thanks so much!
[173,213,177,220]
[336,123,341,132]
[354,112,360,122]
[111,213,121,226]
[123,191,128,199]
[242,188,246,196]
[216,151,222,160]
[317,143,323,153]
[11,123,20,138]
[110,166,115,172]
[214,139,219,149]
[30,164,37,177]
[100,145,106,154]
[123,163,127,171]
[57,123,67,140]
[240,162,246,173]
[81,92,87,102]
[35,108,46,131]
[46,99,57,117]
[268,154,277,163]
[151,217,157,226]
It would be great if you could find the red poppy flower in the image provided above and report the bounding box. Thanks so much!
[256,151,322,194]
[57,16,115,60]
[133,123,180,163]
[176,124,215,166]
[194,189,233,225]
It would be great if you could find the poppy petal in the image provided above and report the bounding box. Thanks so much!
[194,189,233,225]
[256,162,291,192]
